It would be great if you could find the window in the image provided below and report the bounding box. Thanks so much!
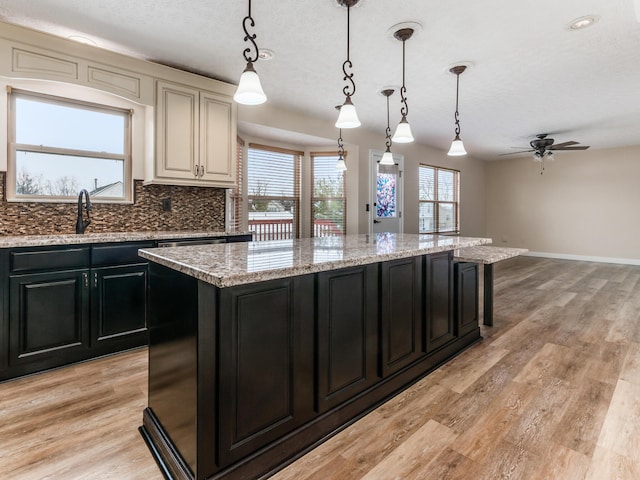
[310,152,346,237]
[419,164,460,234]
[247,144,301,241]
[227,136,245,232]
[8,89,131,202]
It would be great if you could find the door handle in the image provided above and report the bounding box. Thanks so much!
[373,219,381,224]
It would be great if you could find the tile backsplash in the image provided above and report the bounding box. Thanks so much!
[0,173,226,235]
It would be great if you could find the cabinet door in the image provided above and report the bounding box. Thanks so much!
[91,264,148,347]
[317,265,378,412]
[380,257,423,377]
[455,262,479,337]
[217,276,314,466]
[9,269,90,365]
[425,251,454,352]
[156,80,199,180]
[199,91,236,185]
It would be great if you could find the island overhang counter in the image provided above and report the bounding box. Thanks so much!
[138,233,491,480]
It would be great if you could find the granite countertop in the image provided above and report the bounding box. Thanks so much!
[139,233,492,288]
[453,245,529,264]
[0,231,252,248]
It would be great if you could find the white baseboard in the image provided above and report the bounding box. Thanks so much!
[525,251,640,266]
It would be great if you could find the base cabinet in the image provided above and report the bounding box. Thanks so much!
[380,257,423,376]
[9,269,90,366]
[91,264,148,347]
[455,262,479,336]
[425,251,455,352]
[142,250,482,480]
[316,265,378,411]
[1,243,151,381]
[217,277,314,465]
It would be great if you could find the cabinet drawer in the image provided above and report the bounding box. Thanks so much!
[10,248,90,273]
[92,242,154,266]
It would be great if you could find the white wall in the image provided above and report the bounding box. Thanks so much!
[486,146,640,262]
[238,103,487,237]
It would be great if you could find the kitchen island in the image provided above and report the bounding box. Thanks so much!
[138,233,491,480]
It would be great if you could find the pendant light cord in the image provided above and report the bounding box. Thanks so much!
[242,0,259,63]
[400,39,408,117]
[454,72,461,136]
[342,5,356,98]
[385,94,392,149]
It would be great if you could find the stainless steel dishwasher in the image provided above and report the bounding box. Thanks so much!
[157,238,227,247]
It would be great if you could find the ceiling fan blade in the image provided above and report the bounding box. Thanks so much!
[552,145,590,150]
[498,149,534,156]
[549,141,579,149]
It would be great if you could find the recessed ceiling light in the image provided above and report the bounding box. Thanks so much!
[258,49,274,61]
[68,35,97,46]
[568,15,598,30]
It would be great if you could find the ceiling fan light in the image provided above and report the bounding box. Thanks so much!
[335,97,361,128]
[392,116,414,143]
[545,151,554,160]
[447,135,467,156]
[380,149,395,165]
[532,152,543,162]
[234,62,267,105]
[336,156,347,171]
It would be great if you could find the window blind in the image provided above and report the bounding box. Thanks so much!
[228,136,245,232]
[419,164,460,234]
[247,144,301,241]
[310,152,346,237]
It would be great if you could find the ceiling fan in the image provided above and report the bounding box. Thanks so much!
[502,133,590,161]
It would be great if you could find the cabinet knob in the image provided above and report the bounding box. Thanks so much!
[94,272,98,288]
[199,165,204,177]
[83,273,89,288]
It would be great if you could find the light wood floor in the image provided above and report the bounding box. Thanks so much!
[1,257,639,479]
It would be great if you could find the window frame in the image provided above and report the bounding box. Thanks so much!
[418,164,460,234]
[7,88,133,203]
[310,151,347,237]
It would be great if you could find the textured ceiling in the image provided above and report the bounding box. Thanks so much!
[1,0,639,160]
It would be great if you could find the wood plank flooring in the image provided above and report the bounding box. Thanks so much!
[1,257,640,479]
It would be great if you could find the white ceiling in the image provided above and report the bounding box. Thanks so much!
[1,0,639,160]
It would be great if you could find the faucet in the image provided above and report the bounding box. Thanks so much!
[76,189,92,234]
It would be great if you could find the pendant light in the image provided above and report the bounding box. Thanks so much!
[447,65,468,156]
[380,89,395,165]
[234,0,267,105]
[336,129,347,171]
[392,28,414,143]
[335,0,361,129]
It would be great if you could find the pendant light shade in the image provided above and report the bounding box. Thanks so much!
[335,0,360,129]
[380,150,395,166]
[234,0,267,105]
[392,28,414,144]
[447,135,467,156]
[393,115,414,143]
[336,96,361,128]
[234,62,266,105]
[336,156,347,171]
[447,65,468,156]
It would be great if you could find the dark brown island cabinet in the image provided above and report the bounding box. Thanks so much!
[0,233,251,382]
[138,234,489,480]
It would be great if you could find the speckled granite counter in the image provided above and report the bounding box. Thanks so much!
[139,233,491,288]
[0,231,252,248]
[453,245,529,264]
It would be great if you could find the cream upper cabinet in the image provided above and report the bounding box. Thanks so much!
[152,79,237,187]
